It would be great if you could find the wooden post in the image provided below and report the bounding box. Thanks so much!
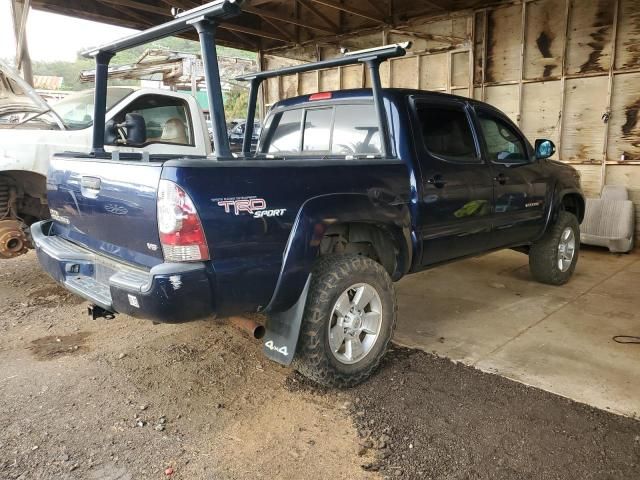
[557,0,571,161]
[601,0,620,192]
[517,2,527,126]
[481,10,488,101]
[11,0,33,86]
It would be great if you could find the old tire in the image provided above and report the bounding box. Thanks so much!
[529,211,580,285]
[294,254,396,388]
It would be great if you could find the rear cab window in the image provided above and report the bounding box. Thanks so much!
[258,102,382,158]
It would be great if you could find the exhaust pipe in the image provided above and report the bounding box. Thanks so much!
[228,316,265,339]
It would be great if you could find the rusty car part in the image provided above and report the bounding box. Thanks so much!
[0,219,29,258]
[228,315,266,339]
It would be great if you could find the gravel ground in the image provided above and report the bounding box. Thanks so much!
[1,253,639,479]
[346,347,640,479]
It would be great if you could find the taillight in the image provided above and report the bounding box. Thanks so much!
[157,179,209,262]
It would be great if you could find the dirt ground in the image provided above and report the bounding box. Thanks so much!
[0,253,372,480]
[1,252,639,479]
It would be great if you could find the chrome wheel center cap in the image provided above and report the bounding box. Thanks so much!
[343,311,363,331]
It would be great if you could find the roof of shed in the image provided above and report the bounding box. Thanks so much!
[29,0,504,53]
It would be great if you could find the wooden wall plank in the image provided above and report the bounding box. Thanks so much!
[484,84,519,122]
[419,53,449,91]
[561,76,609,161]
[574,164,604,197]
[485,4,522,82]
[281,74,297,98]
[524,0,565,80]
[607,71,640,161]
[391,58,419,88]
[299,71,318,95]
[565,0,616,74]
[520,80,562,156]
[319,68,340,91]
[473,11,485,85]
[615,0,640,69]
[341,65,364,89]
[451,87,471,98]
[452,51,470,87]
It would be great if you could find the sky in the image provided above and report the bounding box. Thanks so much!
[0,0,138,62]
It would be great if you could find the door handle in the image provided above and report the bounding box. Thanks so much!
[494,173,509,185]
[427,174,446,188]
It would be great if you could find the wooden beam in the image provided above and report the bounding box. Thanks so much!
[226,29,260,51]
[308,0,385,24]
[260,15,296,43]
[363,0,388,20]
[296,0,340,32]
[97,0,169,16]
[158,0,199,9]
[243,5,334,35]
[220,22,290,43]
[388,29,465,45]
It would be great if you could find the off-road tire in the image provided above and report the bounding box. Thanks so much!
[293,254,396,388]
[529,211,580,285]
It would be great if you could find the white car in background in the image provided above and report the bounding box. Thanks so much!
[0,61,211,260]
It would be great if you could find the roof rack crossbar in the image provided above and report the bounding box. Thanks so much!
[236,42,410,82]
[82,0,243,58]
[237,42,411,157]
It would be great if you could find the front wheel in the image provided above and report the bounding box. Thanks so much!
[293,254,396,388]
[529,211,580,285]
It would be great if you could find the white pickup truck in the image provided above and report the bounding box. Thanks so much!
[0,62,211,259]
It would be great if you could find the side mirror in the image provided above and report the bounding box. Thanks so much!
[104,113,147,146]
[535,139,556,160]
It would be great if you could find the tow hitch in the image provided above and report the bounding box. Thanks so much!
[88,304,116,320]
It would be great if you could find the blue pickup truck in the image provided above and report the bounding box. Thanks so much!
[31,0,583,387]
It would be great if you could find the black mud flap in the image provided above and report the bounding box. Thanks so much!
[263,276,311,366]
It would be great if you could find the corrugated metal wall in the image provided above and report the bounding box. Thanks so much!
[261,0,640,236]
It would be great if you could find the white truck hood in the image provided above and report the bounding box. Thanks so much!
[0,61,47,115]
[0,61,64,128]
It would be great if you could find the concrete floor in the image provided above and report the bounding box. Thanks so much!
[394,247,640,418]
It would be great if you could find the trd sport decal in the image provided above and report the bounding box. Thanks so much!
[213,196,286,219]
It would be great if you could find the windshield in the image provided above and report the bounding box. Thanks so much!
[52,88,134,130]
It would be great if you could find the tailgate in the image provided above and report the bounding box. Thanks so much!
[46,155,164,269]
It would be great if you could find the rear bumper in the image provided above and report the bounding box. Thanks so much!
[31,220,215,323]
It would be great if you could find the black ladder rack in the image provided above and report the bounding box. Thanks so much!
[236,42,411,157]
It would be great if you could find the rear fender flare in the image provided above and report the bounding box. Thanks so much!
[266,192,411,315]
[262,192,411,365]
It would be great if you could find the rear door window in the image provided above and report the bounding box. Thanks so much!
[415,103,479,163]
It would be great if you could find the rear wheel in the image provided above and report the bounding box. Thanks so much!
[294,254,396,388]
[529,211,580,285]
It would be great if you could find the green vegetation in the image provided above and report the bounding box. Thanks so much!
[224,87,249,120]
